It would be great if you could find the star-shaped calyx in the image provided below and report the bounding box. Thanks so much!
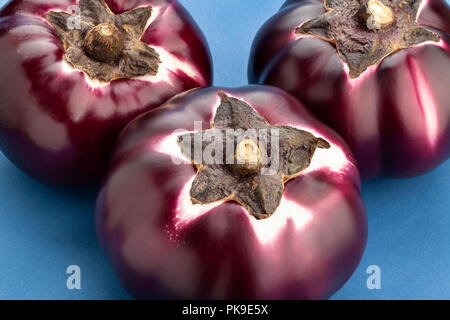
[46,0,160,82]
[296,0,440,78]
[177,93,330,219]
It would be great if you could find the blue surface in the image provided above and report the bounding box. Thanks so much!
[0,0,449,299]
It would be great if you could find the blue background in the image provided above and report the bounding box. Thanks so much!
[0,0,449,299]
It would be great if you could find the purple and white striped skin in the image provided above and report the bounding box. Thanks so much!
[0,0,212,186]
[249,0,450,179]
[95,86,367,299]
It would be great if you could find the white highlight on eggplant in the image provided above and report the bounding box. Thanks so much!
[305,140,352,175]
[408,57,440,148]
[417,0,429,18]
[16,39,59,60]
[344,63,378,89]
[173,176,223,230]
[144,6,161,30]
[249,197,313,245]
[154,131,193,165]
[9,23,53,37]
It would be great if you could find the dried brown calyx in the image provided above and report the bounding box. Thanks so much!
[46,0,160,82]
[296,0,440,78]
[177,93,330,219]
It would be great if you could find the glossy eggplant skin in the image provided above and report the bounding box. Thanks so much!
[0,0,212,186]
[95,85,367,299]
[249,0,450,179]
